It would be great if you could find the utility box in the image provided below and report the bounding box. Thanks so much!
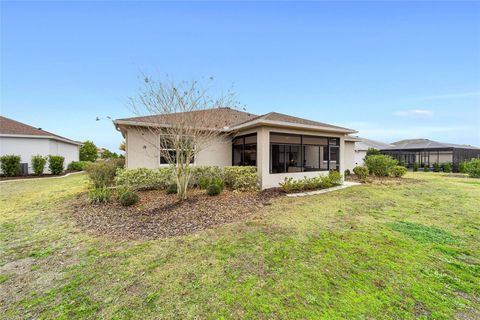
[20,163,29,176]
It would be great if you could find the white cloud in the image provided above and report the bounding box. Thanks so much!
[393,109,433,118]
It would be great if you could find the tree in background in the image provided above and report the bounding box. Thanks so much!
[101,149,119,159]
[129,76,239,201]
[119,141,126,152]
[365,148,381,159]
[80,141,98,162]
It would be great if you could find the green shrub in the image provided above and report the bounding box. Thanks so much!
[413,163,419,172]
[80,140,98,162]
[48,155,65,175]
[389,165,407,178]
[67,161,90,171]
[458,161,467,173]
[465,159,480,178]
[118,189,139,206]
[443,162,452,173]
[353,166,369,182]
[206,183,222,196]
[433,163,440,172]
[365,148,381,158]
[115,167,173,190]
[31,155,47,175]
[190,166,222,187]
[85,160,121,188]
[223,166,258,191]
[344,169,351,177]
[167,184,177,194]
[0,155,21,176]
[89,187,111,204]
[279,177,305,193]
[423,164,429,172]
[365,155,398,177]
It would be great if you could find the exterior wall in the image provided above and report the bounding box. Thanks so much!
[344,141,356,172]
[354,150,366,167]
[125,128,232,169]
[0,136,79,173]
[255,126,348,189]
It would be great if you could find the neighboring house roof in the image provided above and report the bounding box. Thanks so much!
[0,116,81,145]
[352,137,394,151]
[384,138,479,150]
[114,108,357,134]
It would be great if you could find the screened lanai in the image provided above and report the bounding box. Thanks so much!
[380,139,480,171]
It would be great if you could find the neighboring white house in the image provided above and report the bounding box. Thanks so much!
[0,116,81,174]
[114,108,359,189]
[350,137,393,167]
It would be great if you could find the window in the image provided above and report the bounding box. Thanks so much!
[159,136,194,165]
[232,134,257,166]
[270,133,340,173]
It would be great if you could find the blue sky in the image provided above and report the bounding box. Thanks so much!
[1,1,479,151]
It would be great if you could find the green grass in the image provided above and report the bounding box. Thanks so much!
[0,173,479,319]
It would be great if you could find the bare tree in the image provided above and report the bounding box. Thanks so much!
[129,76,239,201]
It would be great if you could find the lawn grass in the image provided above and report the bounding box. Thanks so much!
[0,172,479,319]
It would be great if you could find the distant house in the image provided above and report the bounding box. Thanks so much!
[114,108,358,189]
[0,116,81,174]
[351,137,393,167]
[97,147,105,159]
[381,138,480,170]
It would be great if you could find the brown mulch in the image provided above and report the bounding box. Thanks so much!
[70,188,284,240]
[0,171,77,181]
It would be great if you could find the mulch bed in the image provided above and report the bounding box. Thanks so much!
[0,171,77,181]
[346,175,422,185]
[70,188,283,240]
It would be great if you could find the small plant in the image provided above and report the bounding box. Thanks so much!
[48,155,65,175]
[85,160,122,188]
[207,183,222,196]
[365,155,398,177]
[166,183,177,194]
[353,166,369,183]
[0,155,21,176]
[433,163,440,172]
[389,165,407,178]
[197,177,211,189]
[31,155,47,175]
[344,169,351,177]
[443,162,452,173]
[423,163,429,172]
[328,170,342,185]
[89,187,111,204]
[67,161,90,171]
[118,189,139,206]
[413,163,419,172]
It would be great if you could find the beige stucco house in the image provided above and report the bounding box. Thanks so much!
[114,108,358,189]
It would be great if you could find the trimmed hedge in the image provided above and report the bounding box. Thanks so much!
[31,155,47,175]
[190,166,222,188]
[279,171,343,193]
[67,161,90,171]
[48,155,65,175]
[0,155,21,176]
[115,167,173,190]
[223,166,258,191]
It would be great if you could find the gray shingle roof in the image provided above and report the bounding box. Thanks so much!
[385,139,479,150]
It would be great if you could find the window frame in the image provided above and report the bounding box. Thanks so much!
[269,132,340,174]
[232,133,257,166]
[158,135,195,165]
